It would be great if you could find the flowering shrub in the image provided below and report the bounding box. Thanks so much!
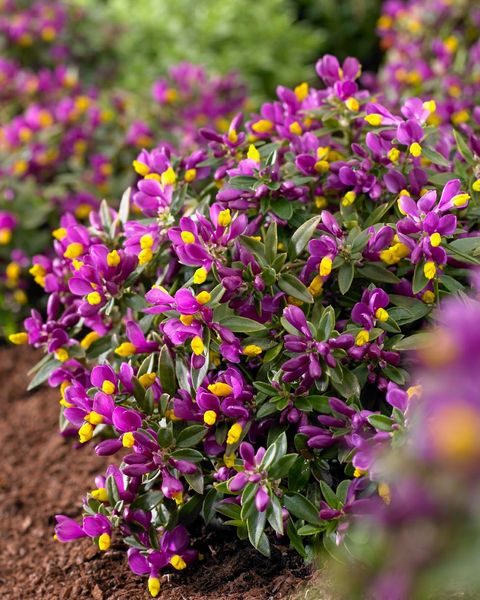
[330,287,480,599]
[0,2,247,334]
[378,0,480,124]
[11,48,480,596]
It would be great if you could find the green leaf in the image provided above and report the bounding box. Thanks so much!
[218,316,267,333]
[319,481,339,508]
[358,263,400,284]
[288,215,322,259]
[202,488,220,524]
[412,261,429,294]
[278,274,313,303]
[422,147,451,169]
[267,495,284,535]
[338,262,354,294]
[368,414,394,432]
[270,198,293,220]
[247,508,267,551]
[27,357,60,390]
[118,186,131,224]
[265,222,278,264]
[453,130,474,164]
[158,345,176,396]
[269,453,298,479]
[392,332,433,351]
[228,176,257,190]
[185,470,204,494]
[287,518,306,557]
[176,425,206,448]
[283,493,320,525]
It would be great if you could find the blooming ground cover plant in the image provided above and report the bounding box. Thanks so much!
[10,44,480,596]
[333,287,480,599]
[0,1,247,334]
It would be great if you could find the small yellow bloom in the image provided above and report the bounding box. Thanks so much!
[342,191,356,206]
[208,382,233,396]
[378,482,391,505]
[139,372,156,388]
[184,168,197,182]
[107,250,121,267]
[226,423,242,445]
[409,142,422,157]
[314,160,330,173]
[429,232,441,247]
[170,554,187,570]
[101,380,115,395]
[252,119,274,134]
[375,308,389,322]
[132,160,150,177]
[247,144,260,163]
[308,274,324,297]
[193,267,207,284]
[364,114,383,126]
[148,577,161,597]
[91,488,109,502]
[0,228,12,245]
[78,422,94,444]
[289,121,302,136]
[227,129,238,143]
[203,410,217,426]
[181,231,195,244]
[451,193,470,207]
[472,179,480,192]
[422,290,435,304]
[55,348,69,362]
[319,256,332,277]
[196,291,211,305]
[80,331,100,349]
[345,97,359,112]
[87,292,102,305]
[388,148,400,163]
[8,332,28,345]
[98,533,111,551]
[140,234,154,249]
[314,196,327,209]
[294,82,309,101]
[191,336,204,355]
[353,468,367,478]
[52,227,67,240]
[138,248,153,265]
[64,243,84,259]
[179,314,194,326]
[115,342,137,357]
[355,329,370,346]
[122,432,135,448]
[85,411,104,425]
[422,100,436,113]
[161,166,176,186]
[224,452,236,467]
[217,209,232,227]
[424,261,436,280]
[243,345,263,357]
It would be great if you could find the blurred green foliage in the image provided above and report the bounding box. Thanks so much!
[294,0,383,71]
[77,0,322,99]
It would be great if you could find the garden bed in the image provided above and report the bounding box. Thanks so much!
[0,346,312,599]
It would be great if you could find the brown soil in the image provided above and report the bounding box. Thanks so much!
[0,347,313,599]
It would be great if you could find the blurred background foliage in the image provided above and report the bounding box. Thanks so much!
[77,0,382,98]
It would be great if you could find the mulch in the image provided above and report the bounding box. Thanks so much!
[0,346,314,599]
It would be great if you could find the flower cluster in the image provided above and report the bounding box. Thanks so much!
[12,47,480,596]
[378,0,480,126]
[332,289,480,600]
[0,3,247,334]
